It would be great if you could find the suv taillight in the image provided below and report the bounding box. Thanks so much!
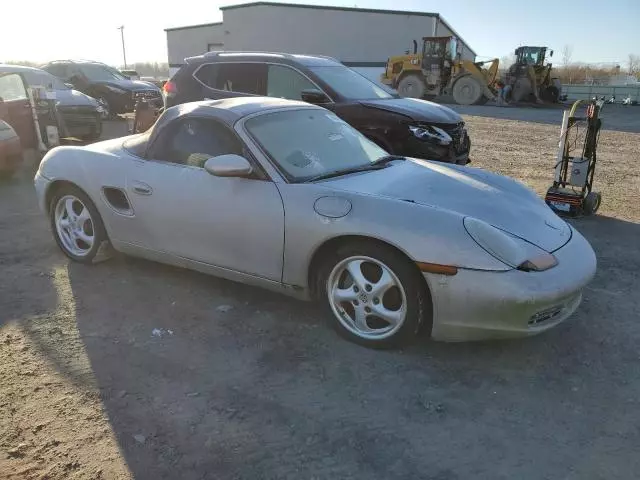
[163,80,177,96]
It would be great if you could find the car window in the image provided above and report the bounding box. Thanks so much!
[196,63,266,95]
[44,63,69,79]
[156,118,243,167]
[266,65,317,100]
[22,70,69,90]
[0,74,28,101]
[79,64,127,82]
[245,109,386,182]
[309,65,394,100]
[193,64,219,88]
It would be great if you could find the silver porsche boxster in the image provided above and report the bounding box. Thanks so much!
[34,97,597,348]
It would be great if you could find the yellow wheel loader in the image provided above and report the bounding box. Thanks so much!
[506,46,564,103]
[380,36,499,105]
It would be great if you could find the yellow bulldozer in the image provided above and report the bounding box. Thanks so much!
[506,46,564,103]
[380,36,499,105]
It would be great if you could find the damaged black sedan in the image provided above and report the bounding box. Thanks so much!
[163,52,470,164]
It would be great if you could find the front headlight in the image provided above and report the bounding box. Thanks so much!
[105,85,126,94]
[463,217,557,271]
[408,125,452,145]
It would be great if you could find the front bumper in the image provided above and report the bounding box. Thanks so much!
[398,133,470,165]
[426,226,596,341]
[110,90,163,114]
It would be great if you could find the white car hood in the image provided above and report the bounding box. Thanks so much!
[325,159,571,253]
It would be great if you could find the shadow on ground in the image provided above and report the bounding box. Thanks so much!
[15,213,636,479]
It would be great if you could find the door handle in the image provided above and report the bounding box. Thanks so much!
[131,181,153,195]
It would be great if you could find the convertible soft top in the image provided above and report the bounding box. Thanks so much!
[155,96,316,132]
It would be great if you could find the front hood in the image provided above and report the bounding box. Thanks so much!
[101,79,159,91]
[326,160,571,252]
[359,98,462,124]
[55,89,99,108]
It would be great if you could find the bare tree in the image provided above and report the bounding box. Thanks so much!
[561,45,573,67]
[628,54,640,75]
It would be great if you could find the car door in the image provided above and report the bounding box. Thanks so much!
[264,64,319,100]
[126,116,285,282]
[0,73,36,149]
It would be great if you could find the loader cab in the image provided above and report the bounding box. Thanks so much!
[421,36,456,63]
[515,46,550,67]
[421,36,457,84]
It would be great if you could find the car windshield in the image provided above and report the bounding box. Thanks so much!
[23,70,69,90]
[245,109,388,182]
[80,64,127,82]
[309,65,394,100]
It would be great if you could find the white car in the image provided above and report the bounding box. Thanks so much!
[34,97,597,348]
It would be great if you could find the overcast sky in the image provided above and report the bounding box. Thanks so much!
[2,0,638,66]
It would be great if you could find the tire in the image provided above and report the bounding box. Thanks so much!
[49,184,109,264]
[397,73,426,99]
[583,191,602,215]
[542,86,560,103]
[96,96,112,120]
[317,241,430,349]
[452,76,484,105]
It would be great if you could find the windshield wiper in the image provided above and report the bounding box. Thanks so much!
[303,156,404,183]
[371,154,405,165]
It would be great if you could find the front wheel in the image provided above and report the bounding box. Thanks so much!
[452,76,484,105]
[49,185,109,263]
[96,96,112,119]
[319,242,430,348]
[397,73,426,99]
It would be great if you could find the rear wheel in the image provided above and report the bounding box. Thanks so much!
[397,73,426,98]
[452,76,484,105]
[318,242,430,349]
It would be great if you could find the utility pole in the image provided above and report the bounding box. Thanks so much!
[117,25,127,68]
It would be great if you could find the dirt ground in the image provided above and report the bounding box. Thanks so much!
[1,107,640,480]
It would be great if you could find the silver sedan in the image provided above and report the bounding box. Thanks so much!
[34,97,596,348]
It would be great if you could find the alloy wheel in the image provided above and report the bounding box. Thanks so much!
[327,256,407,340]
[96,97,110,119]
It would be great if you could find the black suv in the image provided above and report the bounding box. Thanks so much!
[164,52,470,164]
[42,60,162,118]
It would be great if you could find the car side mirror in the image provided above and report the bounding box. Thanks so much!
[550,50,554,57]
[301,89,330,105]
[64,83,74,89]
[204,154,253,177]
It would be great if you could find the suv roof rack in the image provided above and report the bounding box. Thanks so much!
[190,50,339,63]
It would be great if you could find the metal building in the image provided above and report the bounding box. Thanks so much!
[165,1,476,81]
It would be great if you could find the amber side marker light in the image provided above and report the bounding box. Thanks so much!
[416,262,458,276]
